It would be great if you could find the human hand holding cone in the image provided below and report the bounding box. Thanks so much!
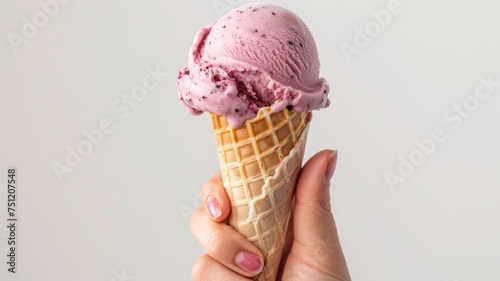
[177,3,330,280]
[211,107,310,280]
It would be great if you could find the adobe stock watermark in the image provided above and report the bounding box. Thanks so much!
[51,65,169,182]
[213,0,245,17]
[178,187,202,225]
[340,0,410,63]
[7,0,71,54]
[385,74,499,191]
[110,267,135,281]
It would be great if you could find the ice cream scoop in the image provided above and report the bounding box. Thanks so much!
[177,3,329,128]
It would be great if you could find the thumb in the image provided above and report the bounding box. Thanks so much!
[293,149,342,251]
[286,150,351,280]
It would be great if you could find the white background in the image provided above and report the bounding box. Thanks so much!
[1,0,499,280]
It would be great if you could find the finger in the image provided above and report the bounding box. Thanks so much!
[293,150,350,278]
[192,255,252,281]
[200,172,230,222]
[190,206,264,277]
[294,149,340,246]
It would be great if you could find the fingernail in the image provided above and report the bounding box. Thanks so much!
[325,150,338,182]
[235,251,263,275]
[206,196,222,220]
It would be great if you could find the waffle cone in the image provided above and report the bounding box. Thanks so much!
[210,107,310,281]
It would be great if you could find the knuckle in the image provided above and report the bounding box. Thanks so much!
[314,243,337,261]
[191,255,212,281]
[204,175,221,194]
[205,228,228,255]
[201,174,221,201]
[189,206,204,232]
[317,187,332,212]
[200,182,211,201]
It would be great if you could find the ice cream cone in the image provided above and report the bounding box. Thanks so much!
[210,107,310,281]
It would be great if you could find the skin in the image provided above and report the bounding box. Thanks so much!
[190,150,351,281]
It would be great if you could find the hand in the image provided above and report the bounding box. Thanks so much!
[190,150,351,280]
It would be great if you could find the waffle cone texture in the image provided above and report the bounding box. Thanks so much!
[211,107,310,281]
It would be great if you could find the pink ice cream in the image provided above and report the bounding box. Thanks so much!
[177,3,329,128]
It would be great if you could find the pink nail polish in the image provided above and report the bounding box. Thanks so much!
[325,150,338,181]
[235,251,263,274]
[206,196,222,219]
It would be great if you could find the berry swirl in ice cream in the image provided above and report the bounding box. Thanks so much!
[177,3,329,128]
